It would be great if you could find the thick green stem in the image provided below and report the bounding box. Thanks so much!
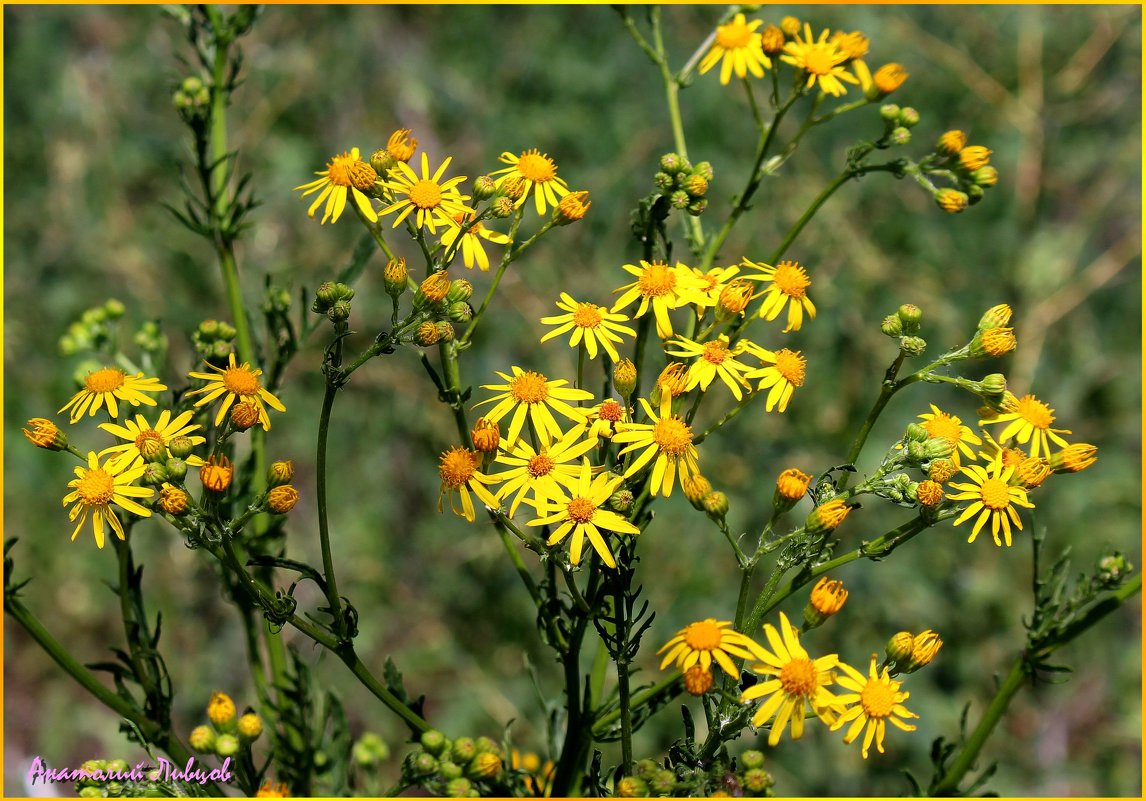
[315,383,344,636]
[766,168,851,267]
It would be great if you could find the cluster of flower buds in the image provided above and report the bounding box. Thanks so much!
[681,474,729,523]
[878,103,921,147]
[653,152,713,217]
[58,299,126,356]
[351,731,392,768]
[172,76,211,123]
[616,752,774,797]
[880,303,927,357]
[193,319,238,362]
[265,459,299,513]
[188,691,264,761]
[930,129,999,213]
[401,730,507,797]
[311,281,356,324]
[886,629,943,674]
[71,758,173,798]
[402,271,474,345]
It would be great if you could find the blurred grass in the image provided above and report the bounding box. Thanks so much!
[3,5,1141,796]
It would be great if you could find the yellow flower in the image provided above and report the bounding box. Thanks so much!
[978,393,1072,459]
[256,781,290,798]
[830,655,918,758]
[935,188,969,213]
[916,480,944,507]
[294,147,380,225]
[492,429,598,517]
[1049,443,1098,473]
[808,576,848,617]
[62,452,153,549]
[490,148,570,216]
[474,366,593,446]
[387,128,418,163]
[380,152,472,234]
[658,618,770,678]
[612,398,700,498]
[576,398,630,444]
[556,190,591,223]
[780,24,859,97]
[739,612,842,745]
[947,458,1035,546]
[186,353,286,431]
[438,446,500,523]
[908,630,943,669]
[23,418,67,450]
[98,410,206,471]
[207,691,237,727]
[540,293,636,362]
[612,260,708,339]
[853,60,908,98]
[742,259,816,332]
[440,211,511,272]
[829,30,869,61]
[267,485,299,514]
[744,346,806,413]
[915,404,982,467]
[200,455,234,493]
[59,367,167,423]
[698,13,772,85]
[776,468,812,501]
[683,665,715,696]
[528,459,639,568]
[666,335,757,401]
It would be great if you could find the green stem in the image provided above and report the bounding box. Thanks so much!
[615,580,634,773]
[315,383,345,637]
[591,674,682,736]
[765,168,851,267]
[458,211,526,348]
[839,352,906,490]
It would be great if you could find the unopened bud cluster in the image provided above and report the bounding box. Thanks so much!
[312,281,356,323]
[617,751,774,797]
[59,299,128,357]
[928,128,999,213]
[193,319,238,363]
[885,629,943,674]
[877,103,920,147]
[401,730,507,797]
[172,75,211,123]
[881,303,928,356]
[653,153,713,217]
[189,692,263,762]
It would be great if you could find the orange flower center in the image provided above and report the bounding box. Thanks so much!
[1000,447,1025,469]
[223,365,261,397]
[922,413,962,445]
[716,19,754,49]
[325,152,358,187]
[774,349,807,386]
[134,429,166,459]
[778,657,818,697]
[527,454,556,477]
[683,619,723,651]
[637,262,677,298]
[77,468,115,505]
[979,477,1012,510]
[516,149,556,183]
[598,400,624,423]
[510,371,550,404]
[566,497,596,523]
[409,179,443,209]
[439,448,477,488]
[1016,395,1054,430]
[860,678,896,718]
[772,261,811,299]
[701,339,731,365]
[85,368,126,394]
[652,416,694,456]
[572,303,603,329]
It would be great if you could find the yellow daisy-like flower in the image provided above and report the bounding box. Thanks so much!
[294,147,380,225]
[698,13,772,85]
[492,429,598,517]
[62,451,154,549]
[576,398,630,443]
[978,393,1072,459]
[186,353,286,431]
[744,346,806,413]
[657,618,771,678]
[743,259,817,332]
[612,398,700,498]
[831,655,919,759]
[380,152,472,234]
[98,410,206,470]
[441,211,511,272]
[474,366,593,446]
[528,459,639,568]
[947,458,1035,546]
[59,368,167,424]
[915,404,982,467]
[490,148,570,216]
[438,446,501,523]
[740,612,842,746]
[540,293,636,362]
[666,335,757,401]
[691,265,742,308]
[612,260,708,339]
[780,24,860,97]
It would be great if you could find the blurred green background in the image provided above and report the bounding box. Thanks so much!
[4,5,1140,796]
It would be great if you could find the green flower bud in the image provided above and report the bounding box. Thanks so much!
[703,491,729,521]
[332,282,355,301]
[168,435,195,460]
[446,279,474,303]
[217,322,237,341]
[978,373,1008,397]
[974,165,999,187]
[491,197,515,218]
[210,341,231,360]
[465,752,503,781]
[1097,551,1133,587]
[451,737,477,764]
[739,749,765,770]
[79,787,103,798]
[420,729,449,757]
[438,760,463,780]
[900,335,927,356]
[189,725,215,753]
[905,422,929,442]
[472,175,497,200]
[198,319,221,339]
[659,152,686,173]
[879,103,901,122]
[164,458,188,482]
[446,302,472,324]
[890,126,911,145]
[742,768,773,793]
[898,106,920,127]
[635,759,660,778]
[107,760,129,775]
[967,184,985,204]
[886,630,915,664]
[181,76,203,94]
[315,282,339,309]
[653,171,674,192]
[474,736,500,755]
[104,299,126,319]
[445,778,472,798]
[327,300,351,323]
[615,776,649,797]
[649,769,676,795]
[906,441,927,462]
[669,190,690,209]
[370,149,396,174]
[896,303,922,332]
[609,489,634,513]
[215,734,240,759]
[924,437,954,460]
[435,322,456,343]
[693,161,714,181]
[141,463,169,486]
[686,198,708,216]
[881,314,903,337]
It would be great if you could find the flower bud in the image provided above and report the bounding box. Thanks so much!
[207,691,236,727]
[408,751,438,777]
[682,664,714,697]
[189,725,216,753]
[384,258,409,297]
[418,271,452,306]
[703,491,729,521]
[160,485,189,515]
[268,460,294,486]
[897,107,920,128]
[446,279,473,303]
[420,729,449,757]
[928,458,957,484]
[804,576,847,628]
[471,418,500,454]
[973,165,999,187]
[500,176,527,201]
[1096,552,1133,587]
[488,197,513,219]
[682,474,713,509]
[444,778,472,798]
[669,189,690,209]
[447,301,473,323]
[353,732,391,766]
[886,631,915,665]
[315,281,340,309]
[761,24,785,54]
[978,373,1008,398]
[904,630,942,672]
[200,455,233,493]
[370,148,396,175]
[654,171,675,192]
[971,327,1016,358]
[717,280,754,320]
[414,321,440,347]
[880,314,903,337]
[879,103,901,122]
[613,359,637,398]
[466,752,503,781]
[1049,443,1098,473]
[914,479,944,507]
[472,175,497,201]
[230,401,261,432]
[959,145,992,172]
[684,174,708,197]
[937,130,967,156]
[935,188,969,213]
[1015,457,1050,489]
[742,768,774,793]
[874,63,908,96]
[659,152,686,174]
[609,489,634,513]
[556,190,591,224]
[967,184,985,205]
[267,485,299,514]
[773,467,811,512]
[900,335,927,356]
[889,126,911,145]
[451,737,477,765]
[141,462,169,486]
[896,303,922,332]
[805,499,851,535]
[616,776,650,797]
[686,198,708,217]
[923,437,954,460]
[436,322,456,343]
[328,300,351,323]
[387,128,418,163]
[978,303,1013,330]
[693,160,714,181]
[649,769,677,795]
[22,418,67,451]
[238,712,264,743]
